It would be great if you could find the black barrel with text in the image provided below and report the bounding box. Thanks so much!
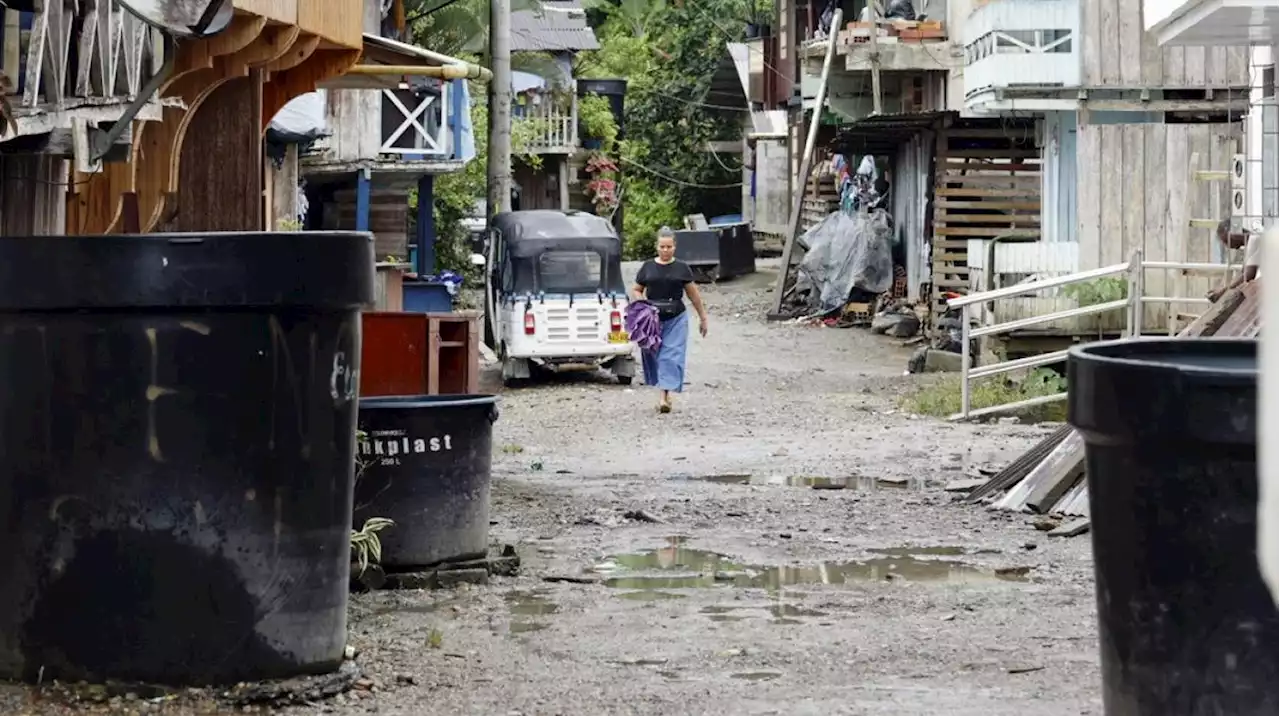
[353,395,499,569]
[1068,337,1276,715]
[0,231,373,685]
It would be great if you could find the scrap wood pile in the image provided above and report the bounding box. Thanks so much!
[962,283,1263,538]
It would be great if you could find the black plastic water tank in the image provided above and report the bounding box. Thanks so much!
[353,395,499,569]
[1068,337,1277,715]
[576,78,627,136]
[0,232,374,685]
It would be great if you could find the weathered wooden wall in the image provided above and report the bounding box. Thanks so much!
[0,157,66,235]
[321,89,384,164]
[266,145,301,230]
[1077,120,1241,330]
[514,162,561,211]
[324,189,410,259]
[1081,0,1250,89]
[160,76,264,232]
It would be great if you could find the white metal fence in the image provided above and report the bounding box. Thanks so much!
[946,250,1237,421]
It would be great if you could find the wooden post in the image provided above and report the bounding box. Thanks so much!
[558,156,570,210]
[868,0,883,115]
[416,173,436,275]
[768,8,843,317]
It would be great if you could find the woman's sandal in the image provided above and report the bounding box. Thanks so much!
[658,400,672,414]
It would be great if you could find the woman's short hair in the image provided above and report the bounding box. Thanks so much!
[657,226,675,240]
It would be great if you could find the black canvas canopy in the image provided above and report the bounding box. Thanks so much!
[492,211,626,295]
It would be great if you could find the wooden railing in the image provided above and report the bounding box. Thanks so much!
[514,95,577,153]
[3,2,162,111]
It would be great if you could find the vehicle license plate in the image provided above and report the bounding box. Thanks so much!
[608,331,630,343]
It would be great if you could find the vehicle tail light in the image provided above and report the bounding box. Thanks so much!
[609,310,622,333]
[523,312,536,335]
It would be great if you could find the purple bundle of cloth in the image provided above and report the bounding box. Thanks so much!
[625,300,662,354]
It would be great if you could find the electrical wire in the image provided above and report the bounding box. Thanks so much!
[619,155,743,189]
[627,84,752,113]
[706,143,744,172]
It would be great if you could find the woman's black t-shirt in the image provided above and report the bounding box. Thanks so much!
[636,259,696,319]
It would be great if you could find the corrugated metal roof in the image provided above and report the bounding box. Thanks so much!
[830,111,955,155]
[511,0,600,52]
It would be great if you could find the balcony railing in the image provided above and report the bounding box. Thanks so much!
[514,94,578,153]
[3,1,163,112]
[963,0,1081,106]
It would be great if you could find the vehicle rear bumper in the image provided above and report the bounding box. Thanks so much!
[507,342,634,361]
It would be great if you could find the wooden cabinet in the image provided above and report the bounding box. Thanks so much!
[361,312,480,397]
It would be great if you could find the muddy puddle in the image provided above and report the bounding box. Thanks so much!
[595,538,1028,594]
[504,590,559,634]
[676,473,926,490]
[701,604,827,624]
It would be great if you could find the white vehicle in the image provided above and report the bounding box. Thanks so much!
[482,211,636,386]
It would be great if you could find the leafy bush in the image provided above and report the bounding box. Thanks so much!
[621,176,680,260]
[578,93,619,150]
[901,368,1068,422]
[1063,277,1128,306]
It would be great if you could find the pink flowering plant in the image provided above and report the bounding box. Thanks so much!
[584,153,620,214]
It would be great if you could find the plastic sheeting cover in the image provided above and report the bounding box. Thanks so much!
[797,210,894,313]
[457,81,477,163]
[266,91,328,143]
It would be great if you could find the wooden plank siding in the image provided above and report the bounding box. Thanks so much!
[1080,0,1250,90]
[0,157,66,235]
[1073,121,1241,332]
[931,124,1042,317]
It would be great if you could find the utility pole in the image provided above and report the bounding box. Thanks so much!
[868,0,883,114]
[487,0,512,221]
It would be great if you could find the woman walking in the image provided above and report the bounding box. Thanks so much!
[631,227,709,413]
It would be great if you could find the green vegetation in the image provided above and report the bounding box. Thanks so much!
[351,429,394,576]
[901,368,1068,423]
[578,94,620,148]
[406,0,767,267]
[1063,277,1129,306]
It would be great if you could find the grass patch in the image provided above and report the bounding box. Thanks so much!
[901,368,1068,423]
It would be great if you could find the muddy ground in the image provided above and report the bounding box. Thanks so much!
[2,261,1102,715]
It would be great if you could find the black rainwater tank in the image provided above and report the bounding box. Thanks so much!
[0,231,374,685]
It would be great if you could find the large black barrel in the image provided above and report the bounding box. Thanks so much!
[0,232,374,685]
[1068,337,1277,715]
[354,395,499,569]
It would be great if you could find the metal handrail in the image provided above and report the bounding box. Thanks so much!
[946,250,1239,421]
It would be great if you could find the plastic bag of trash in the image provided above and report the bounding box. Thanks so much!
[797,209,895,314]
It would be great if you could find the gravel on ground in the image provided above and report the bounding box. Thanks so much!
[0,260,1102,716]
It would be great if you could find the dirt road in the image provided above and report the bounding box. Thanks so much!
[337,262,1102,715]
[3,262,1103,715]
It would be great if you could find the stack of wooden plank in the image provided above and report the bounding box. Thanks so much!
[964,282,1262,537]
